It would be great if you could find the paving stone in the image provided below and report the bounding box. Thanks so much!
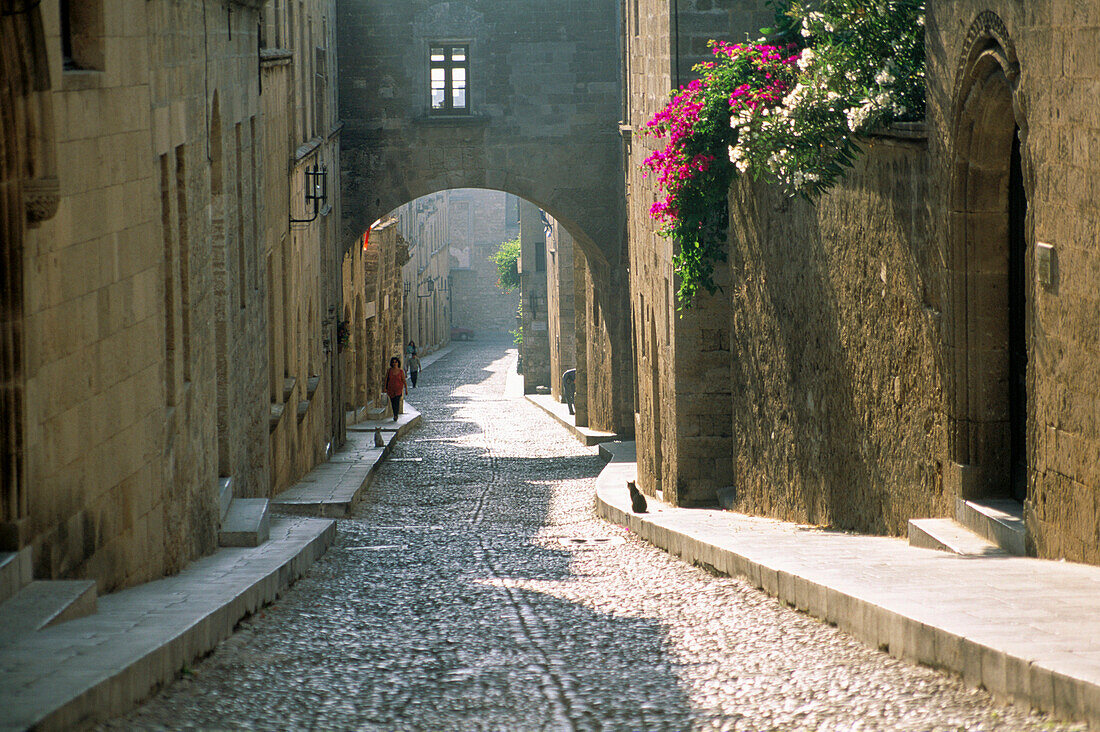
[598,442,1100,729]
[106,342,1086,732]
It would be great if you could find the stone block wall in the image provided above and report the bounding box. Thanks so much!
[546,218,576,400]
[1,0,346,591]
[925,1,1100,562]
[726,138,945,534]
[265,0,343,498]
[519,200,550,392]
[625,0,768,504]
[14,0,273,589]
[447,189,520,335]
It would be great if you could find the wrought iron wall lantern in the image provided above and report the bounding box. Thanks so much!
[290,164,329,224]
[418,278,435,298]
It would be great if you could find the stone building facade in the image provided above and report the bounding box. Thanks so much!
[622,0,1100,564]
[518,200,550,392]
[922,2,1100,561]
[447,189,521,336]
[0,0,369,593]
[545,217,576,402]
[722,1,1100,564]
[2,0,273,588]
[624,0,771,505]
[263,0,346,496]
[342,219,407,422]
[397,193,452,355]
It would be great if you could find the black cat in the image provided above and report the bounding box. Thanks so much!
[627,480,648,513]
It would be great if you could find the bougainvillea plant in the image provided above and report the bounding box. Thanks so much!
[643,0,925,307]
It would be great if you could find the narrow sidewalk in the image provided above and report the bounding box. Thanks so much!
[0,350,453,730]
[595,441,1100,729]
[0,517,335,731]
[525,392,618,446]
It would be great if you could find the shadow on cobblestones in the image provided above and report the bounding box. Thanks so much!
[107,341,1084,732]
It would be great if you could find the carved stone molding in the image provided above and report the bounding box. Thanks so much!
[953,11,1020,108]
[24,176,59,226]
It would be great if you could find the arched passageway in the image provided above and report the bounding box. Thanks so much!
[377,182,635,435]
[336,1,634,433]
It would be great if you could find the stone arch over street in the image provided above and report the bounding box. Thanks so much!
[337,0,625,269]
[337,0,634,434]
[946,12,1031,501]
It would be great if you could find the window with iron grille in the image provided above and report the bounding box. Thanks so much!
[430,44,468,114]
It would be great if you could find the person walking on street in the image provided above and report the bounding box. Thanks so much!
[385,357,407,422]
[406,341,418,362]
[408,353,421,388]
[562,368,577,415]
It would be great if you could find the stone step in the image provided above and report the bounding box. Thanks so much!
[218,477,234,521]
[0,547,32,605]
[955,498,1026,555]
[219,498,271,548]
[0,580,97,647]
[907,517,1007,556]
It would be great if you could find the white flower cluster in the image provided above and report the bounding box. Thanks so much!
[720,4,923,195]
[800,11,834,37]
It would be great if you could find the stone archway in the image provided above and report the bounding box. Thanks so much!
[947,12,1030,501]
[1,3,57,551]
[337,1,635,435]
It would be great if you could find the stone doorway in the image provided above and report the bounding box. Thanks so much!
[948,26,1029,503]
[1,8,56,550]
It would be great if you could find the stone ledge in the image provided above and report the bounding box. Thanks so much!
[594,446,1100,729]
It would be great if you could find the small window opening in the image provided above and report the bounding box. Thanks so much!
[430,44,469,114]
[60,0,104,71]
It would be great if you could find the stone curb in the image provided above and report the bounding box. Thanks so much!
[593,444,1100,729]
[524,393,619,446]
[0,517,336,731]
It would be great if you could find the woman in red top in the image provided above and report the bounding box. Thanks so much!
[385,357,407,422]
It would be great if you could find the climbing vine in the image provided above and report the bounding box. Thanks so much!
[643,0,925,307]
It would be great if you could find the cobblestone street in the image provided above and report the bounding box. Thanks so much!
[107,341,1080,731]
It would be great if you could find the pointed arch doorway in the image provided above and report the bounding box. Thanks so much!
[949,24,1030,503]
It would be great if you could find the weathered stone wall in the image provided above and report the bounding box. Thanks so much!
[265,0,343,498]
[342,220,407,419]
[15,0,276,589]
[519,201,550,392]
[4,0,345,590]
[398,194,451,356]
[546,219,576,400]
[925,2,1100,562]
[727,138,945,534]
[448,189,520,335]
[625,0,769,504]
